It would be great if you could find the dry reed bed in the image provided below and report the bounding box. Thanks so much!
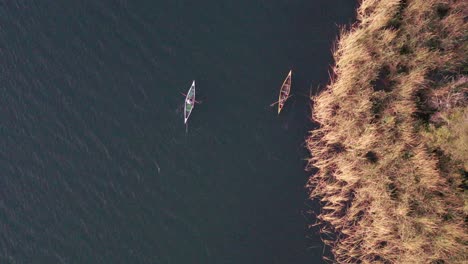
[306,0,467,263]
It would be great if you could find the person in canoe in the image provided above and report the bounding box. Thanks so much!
[280,87,290,100]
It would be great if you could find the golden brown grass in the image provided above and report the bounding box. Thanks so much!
[306,0,467,263]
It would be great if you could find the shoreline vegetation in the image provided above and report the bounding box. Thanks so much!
[306,0,467,263]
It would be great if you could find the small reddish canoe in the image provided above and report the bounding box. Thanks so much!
[277,70,292,114]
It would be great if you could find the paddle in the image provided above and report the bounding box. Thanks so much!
[270,94,294,107]
[180,92,202,104]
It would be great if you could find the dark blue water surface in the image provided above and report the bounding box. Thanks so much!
[0,1,355,263]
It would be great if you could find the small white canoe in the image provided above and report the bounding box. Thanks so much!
[184,80,196,124]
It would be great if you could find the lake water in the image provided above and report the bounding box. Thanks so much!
[0,1,355,263]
